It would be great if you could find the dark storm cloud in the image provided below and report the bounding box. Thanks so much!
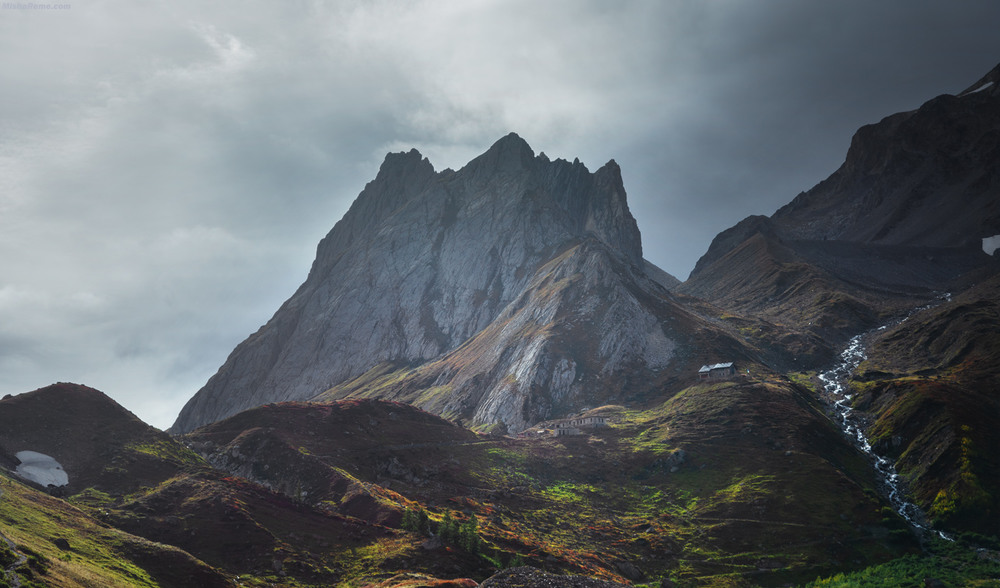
[1,0,999,427]
[619,1,1000,279]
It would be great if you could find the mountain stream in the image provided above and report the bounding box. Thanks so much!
[817,296,953,541]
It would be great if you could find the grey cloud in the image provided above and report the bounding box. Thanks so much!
[2,0,999,426]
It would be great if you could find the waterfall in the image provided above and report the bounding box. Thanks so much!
[817,294,953,541]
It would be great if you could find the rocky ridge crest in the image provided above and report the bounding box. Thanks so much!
[172,133,656,433]
[681,64,1000,341]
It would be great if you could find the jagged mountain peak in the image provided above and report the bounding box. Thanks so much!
[172,134,648,432]
[465,131,535,172]
[378,146,435,176]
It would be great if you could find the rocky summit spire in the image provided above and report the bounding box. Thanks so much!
[463,132,537,175]
[171,135,647,433]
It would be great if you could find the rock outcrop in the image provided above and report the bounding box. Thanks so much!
[172,133,649,433]
[317,238,703,433]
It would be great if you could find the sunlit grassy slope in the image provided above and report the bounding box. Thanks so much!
[0,473,228,587]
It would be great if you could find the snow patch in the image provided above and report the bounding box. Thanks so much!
[15,451,69,487]
[983,234,1000,256]
[969,81,995,94]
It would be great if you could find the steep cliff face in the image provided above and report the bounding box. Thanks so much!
[316,238,717,433]
[172,134,645,433]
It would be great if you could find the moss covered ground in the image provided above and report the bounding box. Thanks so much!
[0,474,226,587]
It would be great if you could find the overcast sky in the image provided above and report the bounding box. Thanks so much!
[2,0,999,429]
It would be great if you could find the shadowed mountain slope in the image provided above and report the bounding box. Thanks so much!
[771,63,1000,247]
[681,64,1000,347]
[675,63,1000,542]
[849,274,1000,535]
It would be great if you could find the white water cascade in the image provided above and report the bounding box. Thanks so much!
[818,296,953,541]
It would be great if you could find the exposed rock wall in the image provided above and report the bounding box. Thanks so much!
[383,239,683,433]
[172,134,644,432]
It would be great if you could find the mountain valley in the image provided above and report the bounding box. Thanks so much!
[2,64,1000,587]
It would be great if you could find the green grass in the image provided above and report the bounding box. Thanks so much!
[327,536,414,587]
[787,371,819,393]
[801,538,1000,587]
[125,437,205,466]
[539,480,600,505]
[712,473,774,503]
[68,487,116,507]
[315,362,416,402]
[0,475,161,587]
[485,447,528,467]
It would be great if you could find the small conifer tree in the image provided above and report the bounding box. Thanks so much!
[401,507,432,535]
[438,510,457,543]
[401,508,417,532]
[458,517,481,553]
[417,507,431,535]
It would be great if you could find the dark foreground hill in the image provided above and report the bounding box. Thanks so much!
[0,382,196,495]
